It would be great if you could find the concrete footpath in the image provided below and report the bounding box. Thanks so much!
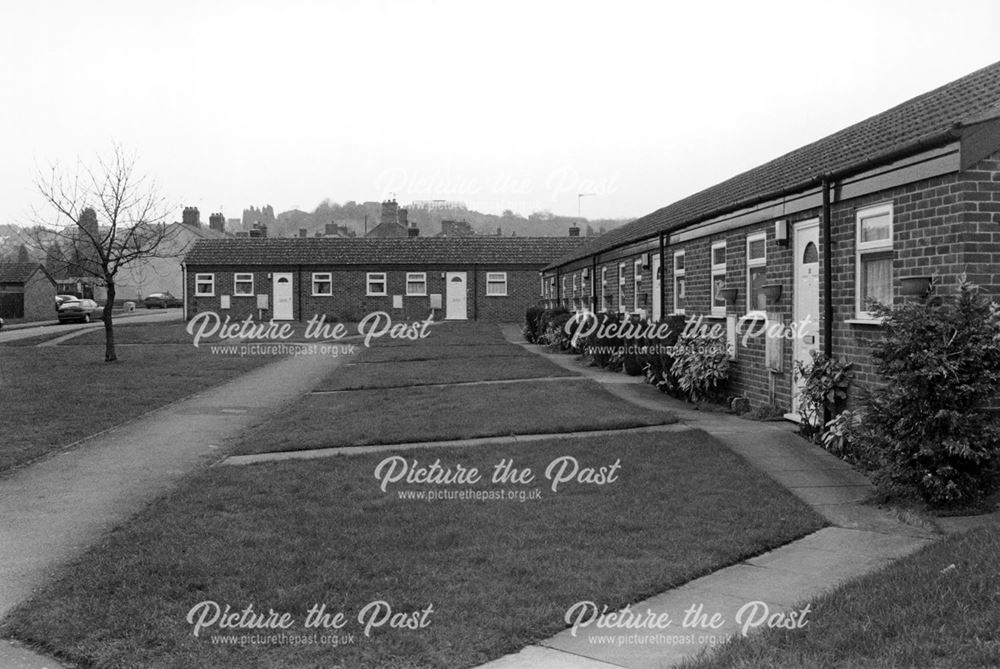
[0,348,354,669]
[479,326,942,669]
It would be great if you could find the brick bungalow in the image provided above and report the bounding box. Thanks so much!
[182,236,585,323]
[541,61,1000,416]
[0,262,57,321]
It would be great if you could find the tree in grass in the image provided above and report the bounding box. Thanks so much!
[23,144,174,362]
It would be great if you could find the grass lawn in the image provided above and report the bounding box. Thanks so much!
[1,431,825,669]
[58,320,191,345]
[683,525,1000,669]
[236,378,673,454]
[356,343,533,363]
[317,354,577,390]
[0,338,283,473]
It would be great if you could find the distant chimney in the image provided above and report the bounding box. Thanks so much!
[568,226,581,237]
[249,222,268,238]
[399,208,409,227]
[209,212,225,233]
[407,227,420,237]
[299,228,307,238]
[325,222,337,236]
[380,199,399,226]
[496,226,502,236]
[182,206,201,227]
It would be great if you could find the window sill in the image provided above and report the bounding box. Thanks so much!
[233,293,255,298]
[312,293,333,298]
[194,293,214,298]
[485,294,508,298]
[739,313,766,323]
[366,293,388,298]
[845,318,885,326]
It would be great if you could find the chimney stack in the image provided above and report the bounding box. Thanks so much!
[182,206,201,227]
[568,226,581,237]
[209,212,225,233]
[299,228,307,238]
[380,199,399,226]
[407,227,420,237]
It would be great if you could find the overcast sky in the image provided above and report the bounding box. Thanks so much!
[2,0,999,225]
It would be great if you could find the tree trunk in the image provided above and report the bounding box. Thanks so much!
[104,280,117,362]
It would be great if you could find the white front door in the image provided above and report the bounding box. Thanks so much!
[273,273,294,320]
[791,220,820,417]
[651,254,662,321]
[445,272,467,320]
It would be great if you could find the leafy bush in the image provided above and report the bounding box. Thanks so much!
[538,309,572,351]
[853,279,1000,508]
[669,330,730,403]
[793,352,853,442]
[641,315,686,396]
[522,305,546,344]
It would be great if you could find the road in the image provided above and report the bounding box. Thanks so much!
[0,308,184,343]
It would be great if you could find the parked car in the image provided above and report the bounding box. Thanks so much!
[143,292,182,309]
[57,298,101,324]
[54,294,77,311]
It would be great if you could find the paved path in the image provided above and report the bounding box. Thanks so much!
[476,325,941,669]
[0,346,354,668]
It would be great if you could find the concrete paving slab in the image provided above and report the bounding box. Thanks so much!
[791,527,933,559]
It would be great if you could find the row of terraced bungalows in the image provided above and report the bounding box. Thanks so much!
[181,236,586,323]
[540,61,1000,416]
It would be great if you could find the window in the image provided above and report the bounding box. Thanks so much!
[710,241,727,317]
[312,272,332,296]
[618,262,627,313]
[633,258,643,312]
[233,273,253,296]
[601,267,608,311]
[746,232,767,315]
[486,272,507,296]
[366,272,387,296]
[194,273,215,297]
[406,272,427,296]
[673,251,685,314]
[856,203,893,319]
[561,276,567,307]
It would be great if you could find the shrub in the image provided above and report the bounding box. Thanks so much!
[522,305,546,343]
[793,352,853,442]
[854,278,1000,508]
[669,330,730,403]
[537,308,572,351]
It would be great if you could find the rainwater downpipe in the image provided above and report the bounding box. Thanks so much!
[821,177,834,424]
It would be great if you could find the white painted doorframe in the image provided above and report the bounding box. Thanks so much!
[272,273,294,320]
[445,272,468,320]
[789,219,820,420]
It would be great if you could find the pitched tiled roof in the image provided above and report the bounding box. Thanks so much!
[546,60,1000,270]
[0,262,45,284]
[183,236,588,266]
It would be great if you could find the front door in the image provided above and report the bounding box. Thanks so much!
[791,220,820,418]
[273,273,294,320]
[651,254,662,321]
[445,272,467,320]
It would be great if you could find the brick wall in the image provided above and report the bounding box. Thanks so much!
[186,265,541,323]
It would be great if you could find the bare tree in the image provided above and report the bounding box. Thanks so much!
[23,145,174,362]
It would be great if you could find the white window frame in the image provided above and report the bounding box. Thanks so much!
[233,273,254,296]
[312,272,333,296]
[486,272,507,297]
[746,232,767,317]
[405,272,427,296]
[672,251,685,315]
[633,258,643,313]
[855,203,894,320]
[561,276,567,307]
[601,267,608,312]
[194,273,215,297]
[618,262,627,313]
[366,272,387,296]
[710,241,727,317]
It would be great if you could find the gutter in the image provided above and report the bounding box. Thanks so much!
[543,126,963,272]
